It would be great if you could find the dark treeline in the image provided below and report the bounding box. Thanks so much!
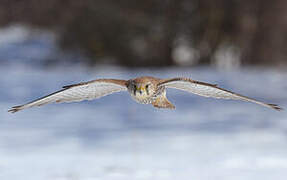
[0,0,286,67]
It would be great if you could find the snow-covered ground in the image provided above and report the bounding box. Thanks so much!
[1,65,287,180]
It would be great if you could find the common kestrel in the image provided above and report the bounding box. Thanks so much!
[8,76,282,113]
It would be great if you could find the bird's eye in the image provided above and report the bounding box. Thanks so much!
[145,84,149,89]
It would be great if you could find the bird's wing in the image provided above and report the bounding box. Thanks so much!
[158,78,282,111]
[9,79,128,113]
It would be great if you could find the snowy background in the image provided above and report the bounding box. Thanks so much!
[1,26,287,180]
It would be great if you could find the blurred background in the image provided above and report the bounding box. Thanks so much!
[0,0,287,68]
[1,0,287,180]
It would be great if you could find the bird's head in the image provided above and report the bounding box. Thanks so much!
[127,79,155,98]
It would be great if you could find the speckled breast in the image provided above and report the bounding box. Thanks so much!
[131,95,156,104]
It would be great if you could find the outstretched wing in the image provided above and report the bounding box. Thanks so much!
[9,79,128,113]
[159,78,282,111]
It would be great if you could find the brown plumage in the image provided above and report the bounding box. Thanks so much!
[8,76,282,113]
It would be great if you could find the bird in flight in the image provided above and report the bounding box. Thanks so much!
[9,76,282,113]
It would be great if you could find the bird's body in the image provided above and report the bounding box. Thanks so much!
[9,76,282,113]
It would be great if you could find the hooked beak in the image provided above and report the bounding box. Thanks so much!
[136,85,145,94]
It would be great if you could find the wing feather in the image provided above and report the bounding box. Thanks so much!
[9,79,127,113]
[159,78,282,111]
